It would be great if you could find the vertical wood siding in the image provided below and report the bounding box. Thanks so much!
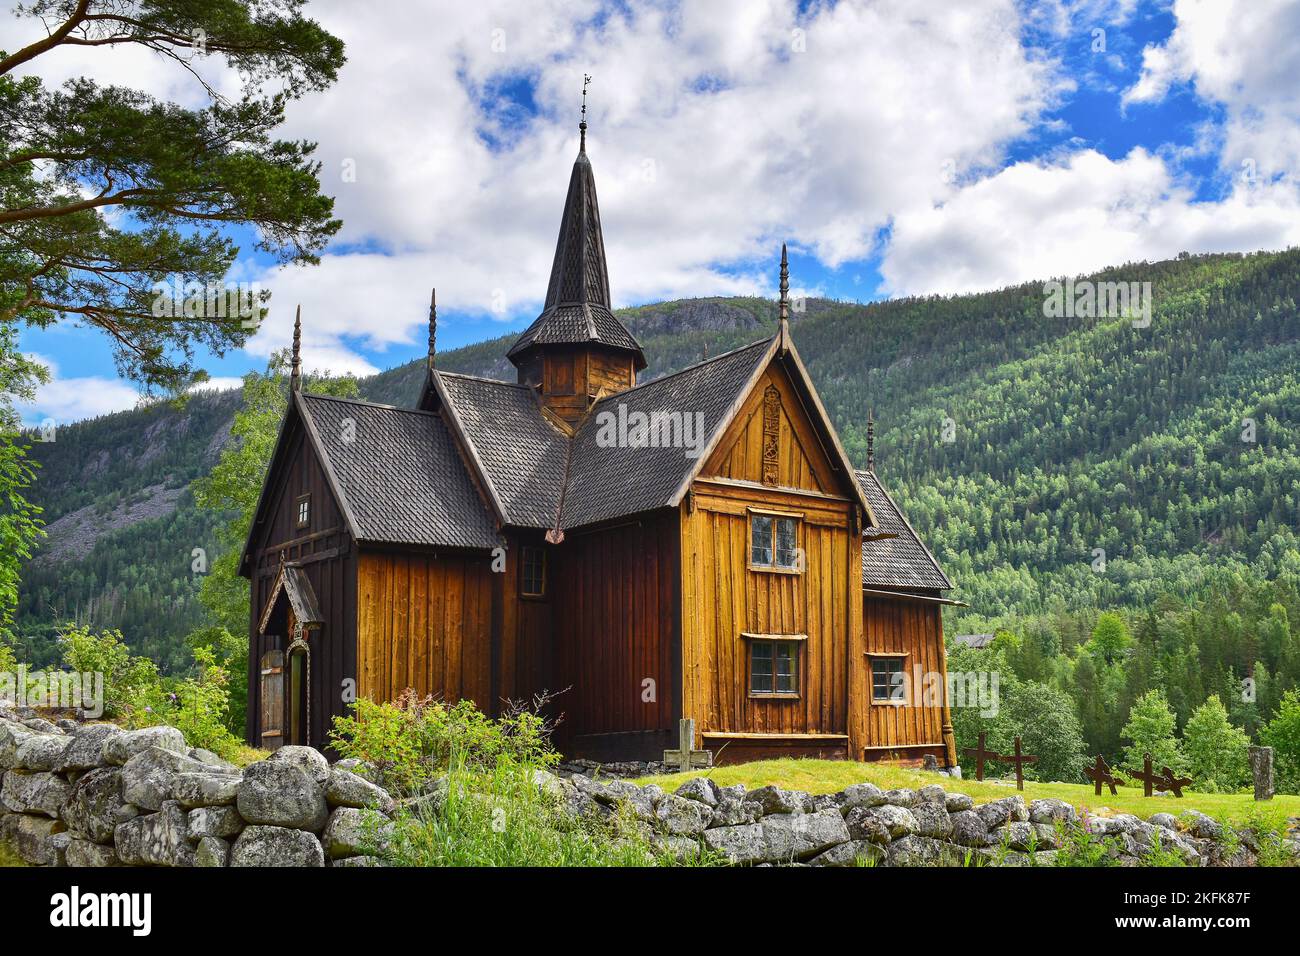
[356,550,494,711]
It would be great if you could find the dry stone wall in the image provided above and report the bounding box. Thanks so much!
[3,701,1296,867]
[0,703,393,867]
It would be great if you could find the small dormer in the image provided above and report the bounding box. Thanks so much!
[507,126,645,425]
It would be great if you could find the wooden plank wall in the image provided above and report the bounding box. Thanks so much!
[246,418,356,750]
[355,550,493,711]
[681,487,854,741]
[550,514,679,744]
[496,532,553,711]
[855,597,948,756]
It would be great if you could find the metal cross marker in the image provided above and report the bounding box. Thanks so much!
[1129,752,1162,797]
[1156,766,1193,799]
[1084,754,1123,796]
[997,736,1038,791]
[663,717,712,773]
[962,731,997,781]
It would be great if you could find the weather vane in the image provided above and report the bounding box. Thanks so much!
[580,74,591,151]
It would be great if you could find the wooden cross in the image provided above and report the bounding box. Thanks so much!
[996,736,1038,791]
[1129,753,1162,797]
[1156,766,1193,799]
[663,717,712,773]
[1084,755,1123,796]
[962,731,997,781]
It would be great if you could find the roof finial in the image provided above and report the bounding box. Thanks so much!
[290,304,302,393]
[427,288,437,371]
[867,408,875,473]
[579,73,591,153]
[778,243,790,338]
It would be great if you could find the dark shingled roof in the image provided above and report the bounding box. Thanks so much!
[856,469,953,592]
[300,393,500,550]
[507,149,645,367]
[435,372,568,528]
[954,633,995,649]
[561,339,771,529]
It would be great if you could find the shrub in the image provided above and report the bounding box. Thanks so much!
[166,646,242,760]
[58,624,163,720]
[1183,695,1250,792]
[330,691,560,796]
[1121,689,1185,776]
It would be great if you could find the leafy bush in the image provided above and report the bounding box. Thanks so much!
[1121,690,1186,776]
[167,646,242,760]
[58,624,164,720]
[330,691,559,797]
[1183,695,1250,792]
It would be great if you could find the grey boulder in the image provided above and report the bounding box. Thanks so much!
[325,767,395,814]
[120,746,212,812]
[103,726,187,765]
[61,766,137,842]
[267,745,331,785]
[59,723,123,772]
[16,734,72,771]
[114,801,192,867]
[231,825,325,867]
[654,793,714,837]
[237,759,328,831]
[2,770,71,817]
[187,805,244,841]
[322,806,393,859]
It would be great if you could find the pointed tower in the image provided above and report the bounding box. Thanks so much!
[507,95,645,425]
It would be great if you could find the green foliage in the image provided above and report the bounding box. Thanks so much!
[1261,691,1300,794]
[1088,612,1132,664]
[1183,695,1250,792]
[1121,690,1186,775]
[58,623,162,720]
[1,1,345,394]
[167,645,241,760]
[1053,820,1120,867]
[1001,681,1088,783]
[329,692,558,797]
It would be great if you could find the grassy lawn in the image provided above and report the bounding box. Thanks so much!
[636,759,1300,829]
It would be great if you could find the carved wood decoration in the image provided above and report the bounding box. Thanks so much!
[761,384,781,486]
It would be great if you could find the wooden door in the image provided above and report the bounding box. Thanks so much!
[260,649,285,751]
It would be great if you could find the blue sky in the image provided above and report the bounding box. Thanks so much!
[8,0,1300,423]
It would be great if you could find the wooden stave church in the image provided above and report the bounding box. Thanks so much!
[241,124,959,767]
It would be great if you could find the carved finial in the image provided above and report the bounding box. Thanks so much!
[703,340,710,361]
[290,304,302,393]
[427,288,437,371]
[778,243,790,337]
[579,74,591,153]
[867,408,875,473]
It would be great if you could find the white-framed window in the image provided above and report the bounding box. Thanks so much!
[749,511,801,571]
[296,494,311,530]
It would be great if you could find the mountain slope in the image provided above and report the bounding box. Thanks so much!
[13,249,1300,666]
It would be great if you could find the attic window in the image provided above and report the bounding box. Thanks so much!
[749,510,801,572]
[521,546,546,598]
[296,494,311,530]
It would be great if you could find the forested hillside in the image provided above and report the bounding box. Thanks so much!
[13,250,1300,685]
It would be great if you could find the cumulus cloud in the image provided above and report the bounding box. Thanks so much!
[16,355,141,426]
[1124,0,1300,177]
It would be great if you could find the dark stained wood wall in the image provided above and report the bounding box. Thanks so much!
[550,513,680,758]
[245,413,356,750]
[495,532,554,712]
[356,549,493,711]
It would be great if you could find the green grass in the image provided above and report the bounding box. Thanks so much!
[635,759,1300,829]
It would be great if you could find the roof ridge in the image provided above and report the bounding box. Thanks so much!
[301,391,439,417]
[595,336,772,400]
[435,370,529,389]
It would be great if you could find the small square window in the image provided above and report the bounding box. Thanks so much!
[750,513,800,570]
[521,546,546,598]
[871,657,906,702]
[750,639,800,697]
[296,494,311,530]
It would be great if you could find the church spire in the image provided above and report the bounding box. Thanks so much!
[290,304,302,393]
[505,88,645,379]
[579,73,591,154]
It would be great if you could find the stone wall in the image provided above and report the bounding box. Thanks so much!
[0,703,394,867]
[4,701,1296,868]
[549,769,1297,866]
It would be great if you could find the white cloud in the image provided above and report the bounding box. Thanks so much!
[16,355,141,426]
[1124,0,1300,177]
[882,147,1300,295]
[188,377,245,394]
